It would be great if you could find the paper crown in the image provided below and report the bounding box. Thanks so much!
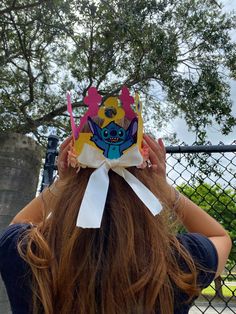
[67,86,143,161]
[67,87,162,228]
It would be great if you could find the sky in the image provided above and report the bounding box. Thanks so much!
[161,0,236,187]
[169,0,236,145]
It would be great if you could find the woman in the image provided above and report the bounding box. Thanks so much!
[0,135,232,314]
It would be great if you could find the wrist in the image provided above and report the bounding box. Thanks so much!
[48,178,64,196]
[158,184,181,210]
[157,182,173,203]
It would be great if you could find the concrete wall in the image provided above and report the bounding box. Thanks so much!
[0,133,42,313]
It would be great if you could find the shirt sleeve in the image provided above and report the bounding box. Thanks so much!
[177,233,218,288]
[0,223,31,270]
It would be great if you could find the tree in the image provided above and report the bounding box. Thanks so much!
[0,0,236,144]
[179,182,236,299]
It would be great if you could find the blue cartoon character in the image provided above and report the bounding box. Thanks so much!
[88,117,138,159]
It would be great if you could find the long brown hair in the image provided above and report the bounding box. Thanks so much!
[18,166,200,314]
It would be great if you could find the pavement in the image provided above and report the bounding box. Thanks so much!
[190,302,236,314]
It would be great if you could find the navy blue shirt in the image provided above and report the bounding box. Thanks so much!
[0,224,218,314]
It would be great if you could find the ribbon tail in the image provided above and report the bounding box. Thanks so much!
[113,168,162,216]
[76,164,109,228]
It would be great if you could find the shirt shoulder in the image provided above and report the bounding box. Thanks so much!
[0,224,33,313]
[177,233,218,288]
[0,223,32,270]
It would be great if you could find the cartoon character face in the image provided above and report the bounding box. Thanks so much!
[88,117,138,159]
[101,123,126,145]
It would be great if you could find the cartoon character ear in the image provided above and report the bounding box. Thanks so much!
[88,117,102,137]
[126,117,138,137]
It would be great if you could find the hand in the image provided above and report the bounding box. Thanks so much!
[143,134,172,202]
[57,135,73,180]
[143,134,166,178]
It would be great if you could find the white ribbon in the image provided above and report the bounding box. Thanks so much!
[76,144,162,228]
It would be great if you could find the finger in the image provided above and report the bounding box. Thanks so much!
[151,164,158,170]
[58,142,72,173]
[59,141,71,164]
[148,146,158,166]
[59,135,73,152]
[157,138,166,160]
[58,160,67,171]
[143,134,159,153]
[157,138,166,154]
[146,135,165,158]
[144,135,164,163]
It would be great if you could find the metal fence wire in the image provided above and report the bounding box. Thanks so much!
[43,137,236,313]
[166,142,236,314]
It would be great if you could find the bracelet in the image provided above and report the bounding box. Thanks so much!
[40,185,55,219]
[172,189,181,211]
[48,180,60,197]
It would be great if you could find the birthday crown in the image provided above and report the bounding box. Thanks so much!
[67,86,143,160]
[67,87,162,228]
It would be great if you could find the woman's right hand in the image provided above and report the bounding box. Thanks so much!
[57,135,73,181]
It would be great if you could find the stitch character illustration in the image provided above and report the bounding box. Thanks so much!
[88,117,138,159]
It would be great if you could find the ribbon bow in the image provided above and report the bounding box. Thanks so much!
[76,144,162,228]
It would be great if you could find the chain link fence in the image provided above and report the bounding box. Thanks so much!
[42,137,236,313]
[166,142,236,314]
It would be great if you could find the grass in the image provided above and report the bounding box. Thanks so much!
[202,283,236,298]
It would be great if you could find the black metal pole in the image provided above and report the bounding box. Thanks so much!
[40,135,59,192]
[166,144,236,154]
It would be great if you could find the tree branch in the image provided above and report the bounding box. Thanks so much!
[178,42,205,58]
[0,1,46,15]
[35,101,84,125]
[86,20,95,91]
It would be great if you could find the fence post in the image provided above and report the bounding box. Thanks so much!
[40,135,59,191]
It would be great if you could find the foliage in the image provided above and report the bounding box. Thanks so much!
[202,284,236,298]
[0,0,236,144]
[178,182,236,265]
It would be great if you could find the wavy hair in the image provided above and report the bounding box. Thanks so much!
[18,165,200,314]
